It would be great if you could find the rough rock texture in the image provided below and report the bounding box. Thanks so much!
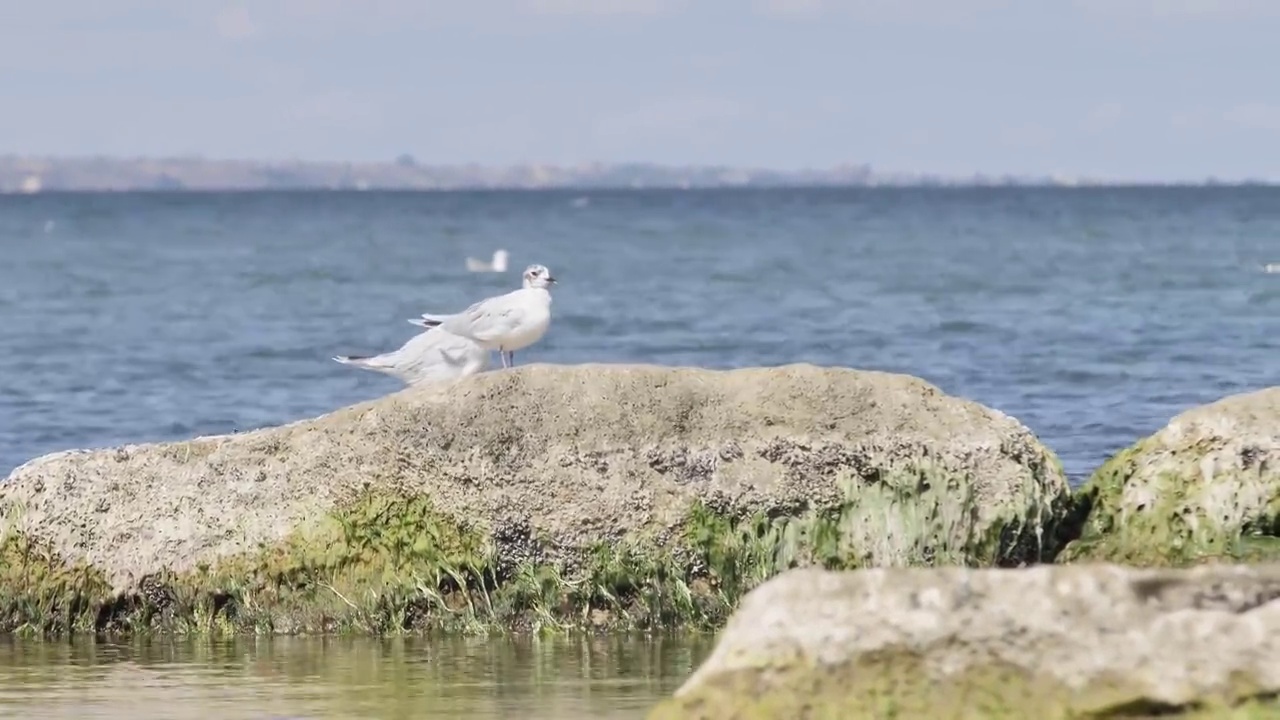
[0,363,1071,634]
[649,563,1280,719]
[1060,387,1280,566]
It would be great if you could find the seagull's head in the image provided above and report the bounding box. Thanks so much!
[523,264,557,289]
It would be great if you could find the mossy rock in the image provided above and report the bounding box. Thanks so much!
[1,363,1073,636]
[1059,387,1280,566]
[649,657,1280,720]
[648,564,1280,719]
[0,474,1064,637]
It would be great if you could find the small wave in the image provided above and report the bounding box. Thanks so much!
[243,267,359,288]
[1247,288,1280,304]
[1053,368,1120,384]
[932,319,1013,336]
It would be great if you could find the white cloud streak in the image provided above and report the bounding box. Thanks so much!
[522,0,676,15]
[214,5,258,40]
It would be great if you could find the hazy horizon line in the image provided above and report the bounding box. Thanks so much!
[2,153,1276,191]
[7,152,1276,179]
[7,185,1280,196]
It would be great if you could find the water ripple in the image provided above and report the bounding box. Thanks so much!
[2,188,1279,484]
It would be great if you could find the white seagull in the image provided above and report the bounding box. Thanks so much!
[408,263,556,369]
[465,249,509,273]
[333,326,490,387]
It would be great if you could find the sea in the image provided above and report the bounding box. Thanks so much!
[0,187,1277,717]
[2,187,1277,481]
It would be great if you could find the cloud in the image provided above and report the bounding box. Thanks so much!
[1222,103,1280,132]
[900,128,933,148]
[1073,0,1280,19]
[754,0,1012,22]
[999,124,1055,149]
[1081,102,1125,132]
[592,96,746,140]
[522,0,677,16]
[287,90,384,127]
[266,0,490,37]
[753,0,825,18]
[1166,105,1280,135]
[1168,109,1209,132]
[684,52,739,72]
[251,0,676,36]
[214,5,258,40]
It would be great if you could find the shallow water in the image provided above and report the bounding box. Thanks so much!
[0,634,711,719]
[2,187,1278,480]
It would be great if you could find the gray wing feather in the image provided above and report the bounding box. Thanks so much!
[443,294,522,342]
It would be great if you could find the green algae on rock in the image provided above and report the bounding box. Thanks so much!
[0,527,116,636]
[1,363,1072,636]
[649,563,1280,720]
[1059,386,1280,566]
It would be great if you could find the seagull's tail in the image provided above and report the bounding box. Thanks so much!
[333,354,389,370]
[408,314,447,328]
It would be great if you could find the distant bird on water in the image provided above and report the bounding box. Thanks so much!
[466,249,509,273]
[1262,263,1280,274]
[408,263,556,369]
[333,327,489,386]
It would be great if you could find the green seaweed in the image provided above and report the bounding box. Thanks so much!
[1057,438,1280,566]
[1,461,1065,638]
[0,530,115,637]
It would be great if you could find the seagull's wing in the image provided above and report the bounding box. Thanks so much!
[442,292,525,343]
[393,328,491,382]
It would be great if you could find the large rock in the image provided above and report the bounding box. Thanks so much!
[1060,387,1280,566]
[649,563,1280,719]
[0,363,1072,635]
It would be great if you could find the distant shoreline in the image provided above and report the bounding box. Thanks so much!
[1,155,1273,193]
[3,184,1277,196]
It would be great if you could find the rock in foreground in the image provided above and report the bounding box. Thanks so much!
[0,363,1071,635]
[650,563,1280,719]
[1060,386,1280,566]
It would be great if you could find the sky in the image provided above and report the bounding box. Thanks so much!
[2,0,1279,180]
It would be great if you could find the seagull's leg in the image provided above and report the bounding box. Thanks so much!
[500,350,509,369]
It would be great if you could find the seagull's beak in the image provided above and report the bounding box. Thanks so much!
[547,276,557,284]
